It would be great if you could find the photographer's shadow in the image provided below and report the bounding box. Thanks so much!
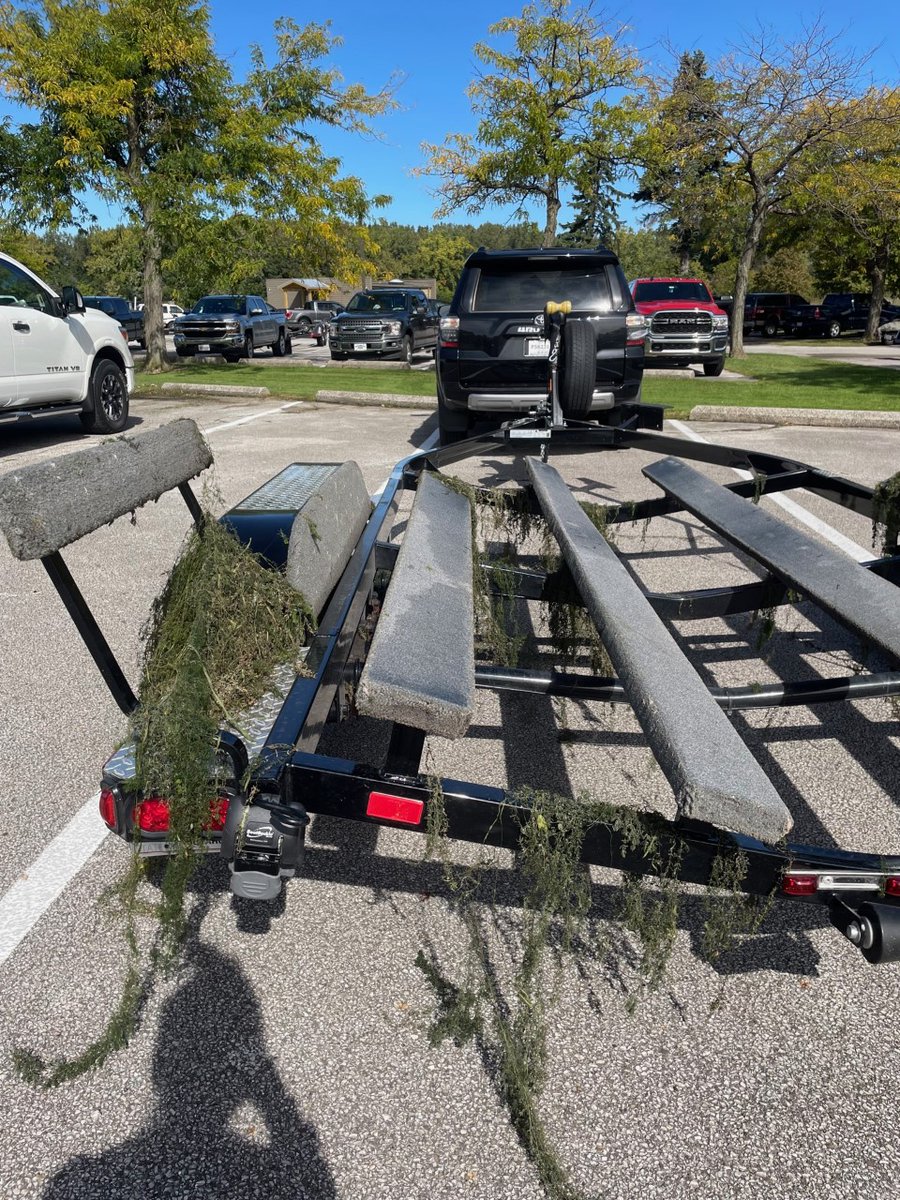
[43,939,336,1200]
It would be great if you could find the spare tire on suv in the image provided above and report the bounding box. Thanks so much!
[436,246,645,443]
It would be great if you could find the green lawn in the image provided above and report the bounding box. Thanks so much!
[136,352,899,418]
[134,360,436,400]
[643,353,900,417]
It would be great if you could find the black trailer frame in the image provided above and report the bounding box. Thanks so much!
[35,415,899,963]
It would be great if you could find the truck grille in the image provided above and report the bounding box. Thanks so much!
[337,319,388,335]
[650,311,713,336]
[178,320,233,337]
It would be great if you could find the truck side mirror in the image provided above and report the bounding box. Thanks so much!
[250,307,264,316]
[61,285,85,314]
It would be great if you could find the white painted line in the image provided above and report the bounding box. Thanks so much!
[0,796,107,967]
[667,419,872,562]
[204,401,302,435]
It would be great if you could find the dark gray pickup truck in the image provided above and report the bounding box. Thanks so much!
[329,288,438,364]
[173,294,291,361]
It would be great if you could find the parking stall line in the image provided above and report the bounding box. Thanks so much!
[667,419,872,562]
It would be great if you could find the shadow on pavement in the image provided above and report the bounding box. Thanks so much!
[42,938,336,1200]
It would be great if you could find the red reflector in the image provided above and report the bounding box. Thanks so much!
[781,873,818,896]
[886,877,900,898]
[134,796,171,833]
[99,787,117,830]
[366,792,424,826]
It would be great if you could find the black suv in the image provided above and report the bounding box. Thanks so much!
[329,288,438,364]
[436,247,645,442]
[743,293,809,338]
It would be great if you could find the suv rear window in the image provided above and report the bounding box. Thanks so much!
[471,263,612,312]
[633,281,711,303]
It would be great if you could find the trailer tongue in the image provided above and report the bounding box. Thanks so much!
[1,397,899,963]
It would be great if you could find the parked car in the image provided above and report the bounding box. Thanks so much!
[173,295,291,362]
[329,288,438,364]
[137,301,185,331]
[436,246,645,442]
[743,292,810,338]
[629,277,728,376]
[285,299,343,338]
[0,252,133,431]
[785,293,900,339]
[83,295,145,348]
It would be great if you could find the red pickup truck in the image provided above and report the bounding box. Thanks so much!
[629,277,729,376]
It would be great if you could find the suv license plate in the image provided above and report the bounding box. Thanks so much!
[353,341,368,351]
[525,338,550,357]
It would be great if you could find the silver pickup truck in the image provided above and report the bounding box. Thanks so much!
[173,294,291,361]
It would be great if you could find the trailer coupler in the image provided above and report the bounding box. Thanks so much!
[220,793,309,901]
[828,897,900,964]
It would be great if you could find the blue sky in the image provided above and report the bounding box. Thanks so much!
[2,0,898,231]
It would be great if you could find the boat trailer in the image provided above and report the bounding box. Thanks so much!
[1,410,899,965]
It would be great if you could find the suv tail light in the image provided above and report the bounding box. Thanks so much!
[625,313,649,345]
[440,316,459,348]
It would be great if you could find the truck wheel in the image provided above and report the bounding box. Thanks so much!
[558,320,596,419]
[316,332,327,347]
[271,328,287,356]
[703,358,725,377]
[297,318,311,334]
[763,320,778,338]
[80,358,129,434]
[401,335,414,366]
[243,332,254,359]
[826,320,841,338]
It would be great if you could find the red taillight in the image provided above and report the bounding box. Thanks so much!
[439,316,459,348]
[781,873,818,896]
[205,796,230,832]
[133,796,171,833]
[366,791,424,826]
[886,877,900,898]
[99,787,117,830]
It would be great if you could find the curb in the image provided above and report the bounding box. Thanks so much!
[315,390,435,410]
[160,382,271,398]
[689,405,900,429]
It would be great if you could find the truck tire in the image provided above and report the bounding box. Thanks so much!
[763,320,778,338]
[558,320,596,419]
[826,320,841,338]
[703,358,725,377]
[243,332,254,359]
[80,358,129,434]
[271,328,287,357]
[401,334,414,366]
[316,331,327,347]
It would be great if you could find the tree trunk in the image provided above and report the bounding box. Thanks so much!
[142,198,167,373]
[729,204,767,357]
[542,189,560,248]
[864,241,889,345]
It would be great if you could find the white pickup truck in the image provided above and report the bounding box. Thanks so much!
[0,251,134,432]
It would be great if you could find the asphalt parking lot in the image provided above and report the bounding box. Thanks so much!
[0,397,898,1200]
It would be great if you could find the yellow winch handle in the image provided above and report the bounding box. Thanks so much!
[545,300,572,316]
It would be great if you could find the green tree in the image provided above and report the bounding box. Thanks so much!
[413,229,475,296]
[796,89,900,340]
[670,24,881,355]
[610,226,679,280]
[420,0,641,246]
[0,3,395,369]
[558,150,620,247]
[634,51,727,274]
